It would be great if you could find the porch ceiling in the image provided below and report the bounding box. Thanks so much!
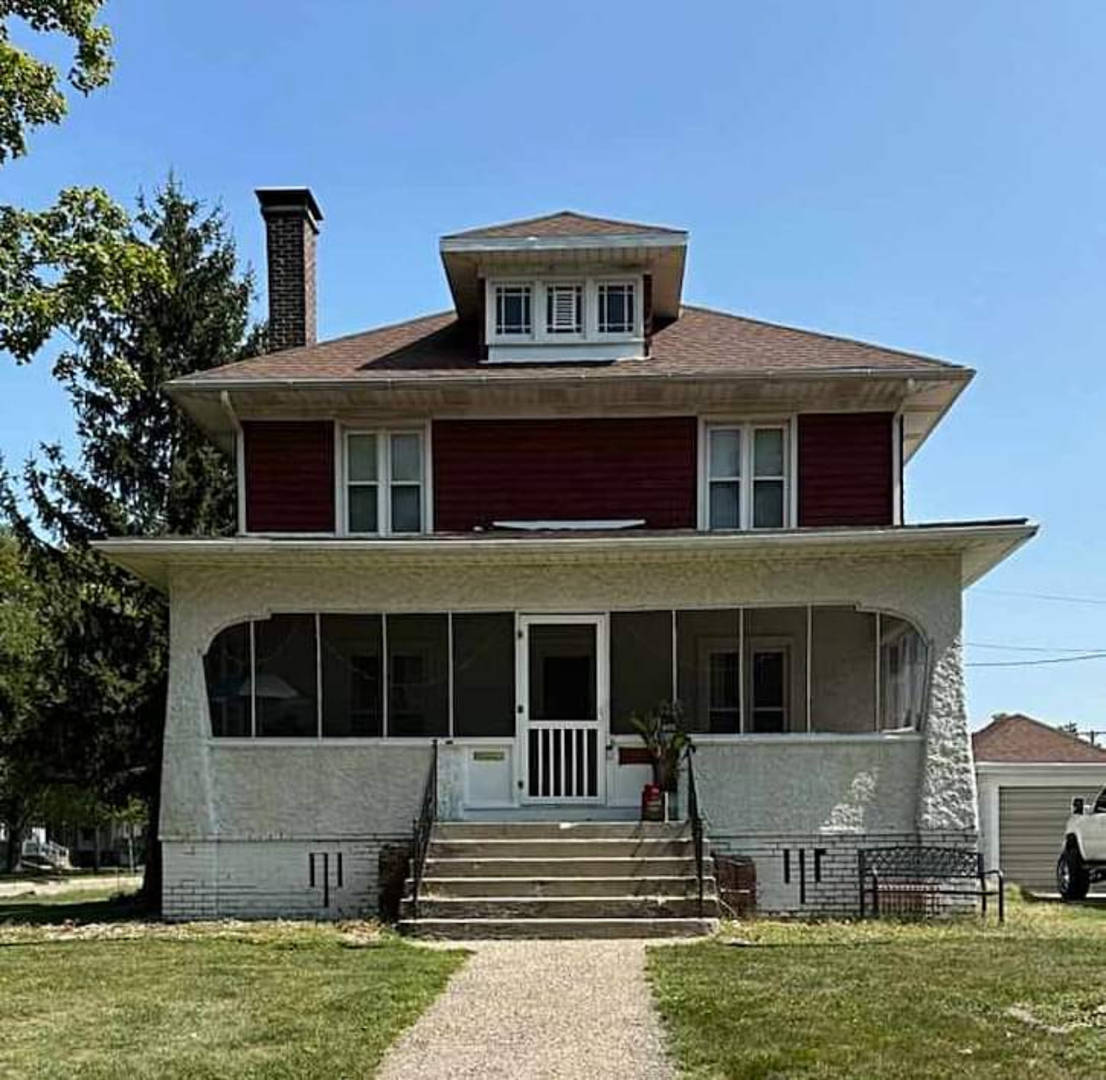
[95,520,1036,593]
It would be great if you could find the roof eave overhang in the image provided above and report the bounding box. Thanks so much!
[166,365,972,456]
[94,519,1036,594]
[975,760,1106,771]
[439,232,688,323]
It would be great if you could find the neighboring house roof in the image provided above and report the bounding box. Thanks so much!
[170,305,967,387]
[442,210,686,240]
[972,713,1106,764]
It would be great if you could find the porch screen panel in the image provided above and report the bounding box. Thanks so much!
[387,614,449,737]
[880,615,928,730]
[453,613,515,737]
[204,622,251,737]
[255,614,318,737]
[809,607,876,733]
[676,610,740,733]
[744,607,808,733]
[320,615,383,737]
[610,611,674,734]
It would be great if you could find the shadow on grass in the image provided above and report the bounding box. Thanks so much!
[0,893,148,927]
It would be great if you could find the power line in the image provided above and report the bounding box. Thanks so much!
[973,588,1106,607]
[966,652,1106,669]
[966,641,1106,654]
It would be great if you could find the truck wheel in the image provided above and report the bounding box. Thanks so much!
[1058,844,1090,901]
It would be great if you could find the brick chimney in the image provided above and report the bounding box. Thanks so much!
[256,188,324,351]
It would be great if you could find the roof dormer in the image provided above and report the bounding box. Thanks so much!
[439,211,687,363]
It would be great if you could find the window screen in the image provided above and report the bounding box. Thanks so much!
[676,609,740,733]
[205,622,251,737]
[387,614,449,737]
[320,614,383,737]
[453,613,515,737]
[254,614,318,738]
[610,611,673,734]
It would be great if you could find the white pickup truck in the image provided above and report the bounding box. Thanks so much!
[1057,788,1106,900]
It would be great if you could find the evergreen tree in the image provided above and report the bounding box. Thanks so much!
[1,179,260,903]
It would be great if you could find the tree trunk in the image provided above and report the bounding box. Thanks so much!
[4,826,20,872]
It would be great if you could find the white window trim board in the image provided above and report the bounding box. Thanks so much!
[337,422,432,537]
[485,273,644,347]
[698,418,794,531]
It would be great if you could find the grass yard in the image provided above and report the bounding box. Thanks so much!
[0,895,465,1080]
[649,895,1106,1079]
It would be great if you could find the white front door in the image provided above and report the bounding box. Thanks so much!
[517,614,606,804]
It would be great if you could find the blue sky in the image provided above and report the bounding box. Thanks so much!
[2,1,1104,730]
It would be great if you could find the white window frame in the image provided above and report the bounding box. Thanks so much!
[698,419,793,531]
[595,279,640,338]
[544,281,585,338]
[492,281,534,339]
[339,425,431,536]
[485,275,644,346]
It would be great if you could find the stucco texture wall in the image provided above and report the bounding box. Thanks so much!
[162,546,974,844]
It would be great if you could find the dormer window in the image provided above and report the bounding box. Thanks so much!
[484,275,644,362]
[597,281,636,335]
[494,284,532,336]
[546,283,583,335]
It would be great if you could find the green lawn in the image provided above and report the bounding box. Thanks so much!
[649,896,1106,1079]
[0,897,465,1079]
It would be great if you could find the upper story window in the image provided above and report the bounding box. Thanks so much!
[597,281,636,334]
[702,421,791,531]
[494,284,532,336]
[485,276,644,358]
[546,283,583,335]
[343,429,426,535]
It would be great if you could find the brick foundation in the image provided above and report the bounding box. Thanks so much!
[711,829,978,916]
[163,836,406,921]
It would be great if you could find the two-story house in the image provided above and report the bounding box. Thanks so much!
[99,190,1035,931]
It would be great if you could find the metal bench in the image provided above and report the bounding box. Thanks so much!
[858,846,1004,922]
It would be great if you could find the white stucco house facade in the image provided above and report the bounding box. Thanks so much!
[98,193,1035,922]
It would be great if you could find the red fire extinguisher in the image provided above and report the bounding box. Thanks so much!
[641,783,664,822]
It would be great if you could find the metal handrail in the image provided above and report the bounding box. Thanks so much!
[410,739,438,921]
[685,745,705,916]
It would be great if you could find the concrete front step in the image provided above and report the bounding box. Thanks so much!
[414,875,716,898]
[423,856,700,878]
[434,821,691,840]
[398,917,717,940]
[429,838,695,860]
[401,895,717,920]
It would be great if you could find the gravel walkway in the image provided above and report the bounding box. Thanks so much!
[377,940,676,1080]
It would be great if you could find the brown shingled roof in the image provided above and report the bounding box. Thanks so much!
[972,713,1106,763]
[443,210,686,240]
[171,305,966,387]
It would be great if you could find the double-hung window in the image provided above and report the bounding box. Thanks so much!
[597,281,636,334]
[344,430,426,535]
[704,422,789,530]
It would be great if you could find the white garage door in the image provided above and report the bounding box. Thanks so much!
[999,786,1100,890]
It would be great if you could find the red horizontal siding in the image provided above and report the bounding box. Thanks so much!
[243,420,334,533]
[433,418,697,531]
[797,413,894,527]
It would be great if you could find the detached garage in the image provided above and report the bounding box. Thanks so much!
[974,713,1106,892]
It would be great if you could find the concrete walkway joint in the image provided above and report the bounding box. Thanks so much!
[377,940,675,1079]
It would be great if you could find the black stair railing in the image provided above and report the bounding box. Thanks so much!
[685,745,705,916]
[410,739,438,921]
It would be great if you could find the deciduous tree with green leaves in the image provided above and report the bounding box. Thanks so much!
[0,0,113,164]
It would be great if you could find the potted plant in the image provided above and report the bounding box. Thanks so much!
[631,701,691,820]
